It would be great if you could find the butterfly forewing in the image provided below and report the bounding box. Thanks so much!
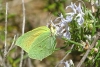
[15,26,49,52]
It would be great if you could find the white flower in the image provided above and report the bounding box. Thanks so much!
[63,31,71,39]
[47,2,85,39]
[64,60,74,67]
[50,19,71,39]
[64,61,70,67]
[75,13,84,25]
[66,2,76,14]
[66,2,84,25]
[75,3,84,25]
[64,13,74,23]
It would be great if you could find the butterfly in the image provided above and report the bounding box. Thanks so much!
[15,25,57,60]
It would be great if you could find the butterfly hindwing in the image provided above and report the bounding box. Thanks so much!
[28,31,56,60]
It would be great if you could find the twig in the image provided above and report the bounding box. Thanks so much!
[22,0,25,34]
[19,0,26,67]
[76,32,100,67]
[0,55,3,66]
[28,58,33,67]
[55,44,74,67]
[4,2,8,57]
[5,35,17,56]
[2,2,8,67]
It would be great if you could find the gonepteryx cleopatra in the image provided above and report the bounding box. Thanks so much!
[15,26,56,60]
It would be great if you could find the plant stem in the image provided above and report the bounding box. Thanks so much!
[19,0,26,67]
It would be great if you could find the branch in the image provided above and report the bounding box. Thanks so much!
[19,0,26,67]
[2,2,8,67]
[4,2,8,57]
[22,0,25,35]
[5,35,17,56]
[76,32,100,67]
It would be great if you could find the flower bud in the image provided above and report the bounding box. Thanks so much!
[93,48,98,53]
[88,24,93,30]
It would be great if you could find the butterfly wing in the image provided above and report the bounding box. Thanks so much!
[15,26,49,53]
[28,31,56,60]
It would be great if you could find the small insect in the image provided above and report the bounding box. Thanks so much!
[15,25,57,60]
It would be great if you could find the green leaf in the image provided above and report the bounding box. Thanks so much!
[15,26,56,60]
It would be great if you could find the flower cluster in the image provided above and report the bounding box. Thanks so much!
[48,2,84,39]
